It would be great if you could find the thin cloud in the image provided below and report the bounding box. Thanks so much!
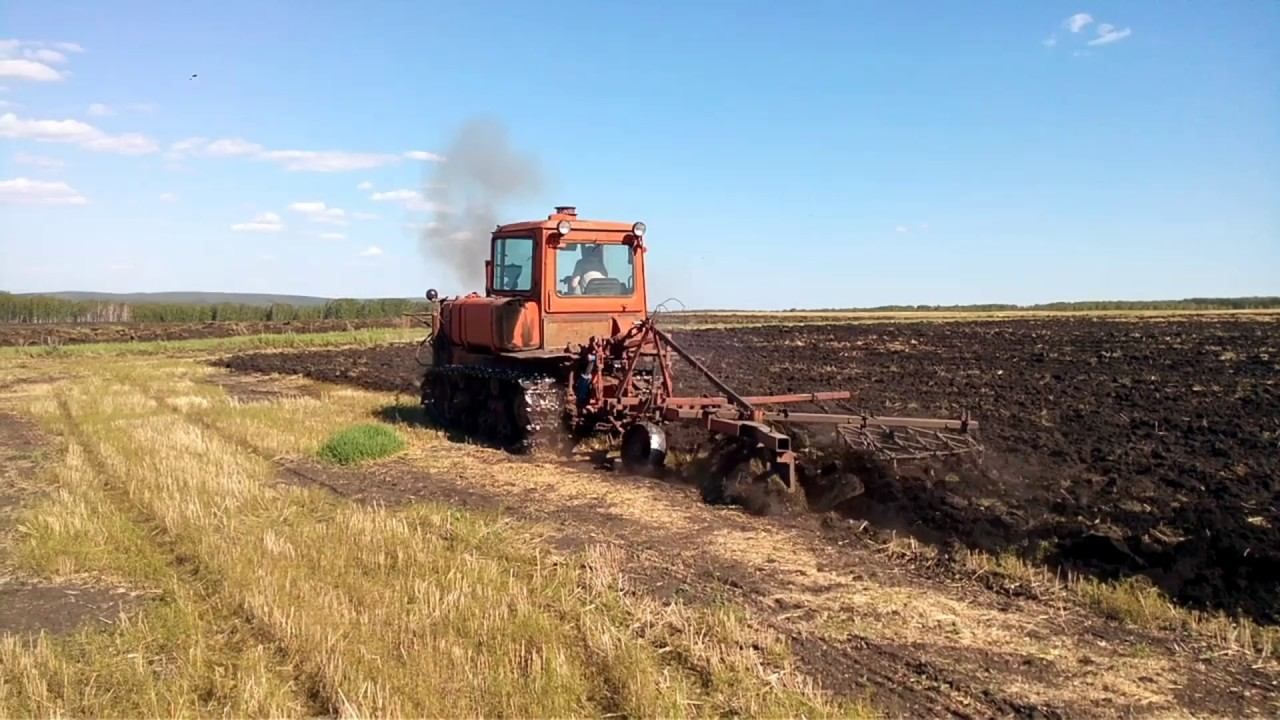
[13,152,63,169]
[357,180,373,191]
[351,211,379,221]
[0,177,87,205]
[163,133,434,174]
[895,225,909,234]
[88,103,113,117]
[1042,35,1057,48]
[1064,13,1093,33]
[358,245,384,257]
[288,200,347,224]
[230,211,284,233]
[159,192,177,202]
[206,137,263,156]
[263,149,398,172]
[0,112,158,155]
[370,188,435,212]
[1089,24,1132,46]
[319,232,346,240]
[404,150,445,162]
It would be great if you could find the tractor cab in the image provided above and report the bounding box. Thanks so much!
[430,207,651,359]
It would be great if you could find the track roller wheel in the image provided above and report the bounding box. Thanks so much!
[620,422,667,474]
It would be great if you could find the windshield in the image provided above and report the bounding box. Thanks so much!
[555,243,635,296]
[492,237,534,292]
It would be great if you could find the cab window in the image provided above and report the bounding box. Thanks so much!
[555,243,634,296]
[492,237,533,292]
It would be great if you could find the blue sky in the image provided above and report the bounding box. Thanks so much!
[1,1,1276,309]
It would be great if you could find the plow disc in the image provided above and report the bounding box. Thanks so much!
[575,318,983,511]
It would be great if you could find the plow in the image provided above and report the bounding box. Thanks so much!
[421,206,980,509]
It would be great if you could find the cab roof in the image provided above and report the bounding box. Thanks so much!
[494,206,637,235]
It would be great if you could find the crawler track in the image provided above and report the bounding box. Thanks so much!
[422,366,566,453]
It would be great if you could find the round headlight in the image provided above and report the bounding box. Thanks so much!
[632,221,646,238]
[557,219,571,235]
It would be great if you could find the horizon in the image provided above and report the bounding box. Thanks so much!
[7,288,1280,312]
[2,2,1277,309]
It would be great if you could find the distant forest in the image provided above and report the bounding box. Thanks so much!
[0,292,430,324]
[2,292,1277,324]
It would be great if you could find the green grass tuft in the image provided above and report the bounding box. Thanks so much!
[316,424,406,465]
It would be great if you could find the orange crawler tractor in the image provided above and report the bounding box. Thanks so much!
[423,206,979,497]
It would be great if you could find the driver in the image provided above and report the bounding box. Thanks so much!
[567,244,607,294]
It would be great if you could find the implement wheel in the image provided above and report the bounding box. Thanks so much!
[620,422,667,474]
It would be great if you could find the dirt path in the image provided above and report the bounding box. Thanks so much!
[266,440,1277,718]
[0,410,139,636]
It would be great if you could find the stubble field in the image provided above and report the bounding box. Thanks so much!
[2,313,1277,718]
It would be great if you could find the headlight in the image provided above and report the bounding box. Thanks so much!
[632,221,646,238]
[557,219,571,235]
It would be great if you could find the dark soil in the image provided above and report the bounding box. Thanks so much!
[0,582,139,636]
[215,317,1280,623]
[0,318,408,347]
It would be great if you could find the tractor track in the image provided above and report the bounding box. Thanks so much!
[53,393,340,718]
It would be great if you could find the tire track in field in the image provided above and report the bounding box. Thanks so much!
[54,394,337,717]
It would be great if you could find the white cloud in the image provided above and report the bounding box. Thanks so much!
[231,211,284,233]
[404,150,444,162]
[87,102,113,116]
[13,152,63,169]
[0,112,158,155]
[370,188,435,211]
[165,134,403,173]
[0,177,87,205]
[81,133,158,155]
[895,225,909,234]
[320,232,346,240]
[1064,13,1093,33]
[263,149,398,172]
[0,59,62,82]
[0,40,82,82]
[357,180,373,191]
[159,192,177,202]
[24,48,67,64]
[1089,24,1132,46]
[126,101,158,113]
[206,137,263,156]
[288,200,347,224]
[358,245,384,257]
[351,211,379,221]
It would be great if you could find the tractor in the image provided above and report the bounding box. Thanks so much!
[421,206,979,504]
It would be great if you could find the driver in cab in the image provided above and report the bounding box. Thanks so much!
[564,244,608,295]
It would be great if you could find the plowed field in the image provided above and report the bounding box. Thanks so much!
[217,317,1280,623]
[0,318,406,346]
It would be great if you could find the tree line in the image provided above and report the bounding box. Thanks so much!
[0,293,431,324]
[787,297,1280,312]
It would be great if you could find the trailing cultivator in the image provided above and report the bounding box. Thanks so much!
[420,206,981,509]
[566,318,980,500]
